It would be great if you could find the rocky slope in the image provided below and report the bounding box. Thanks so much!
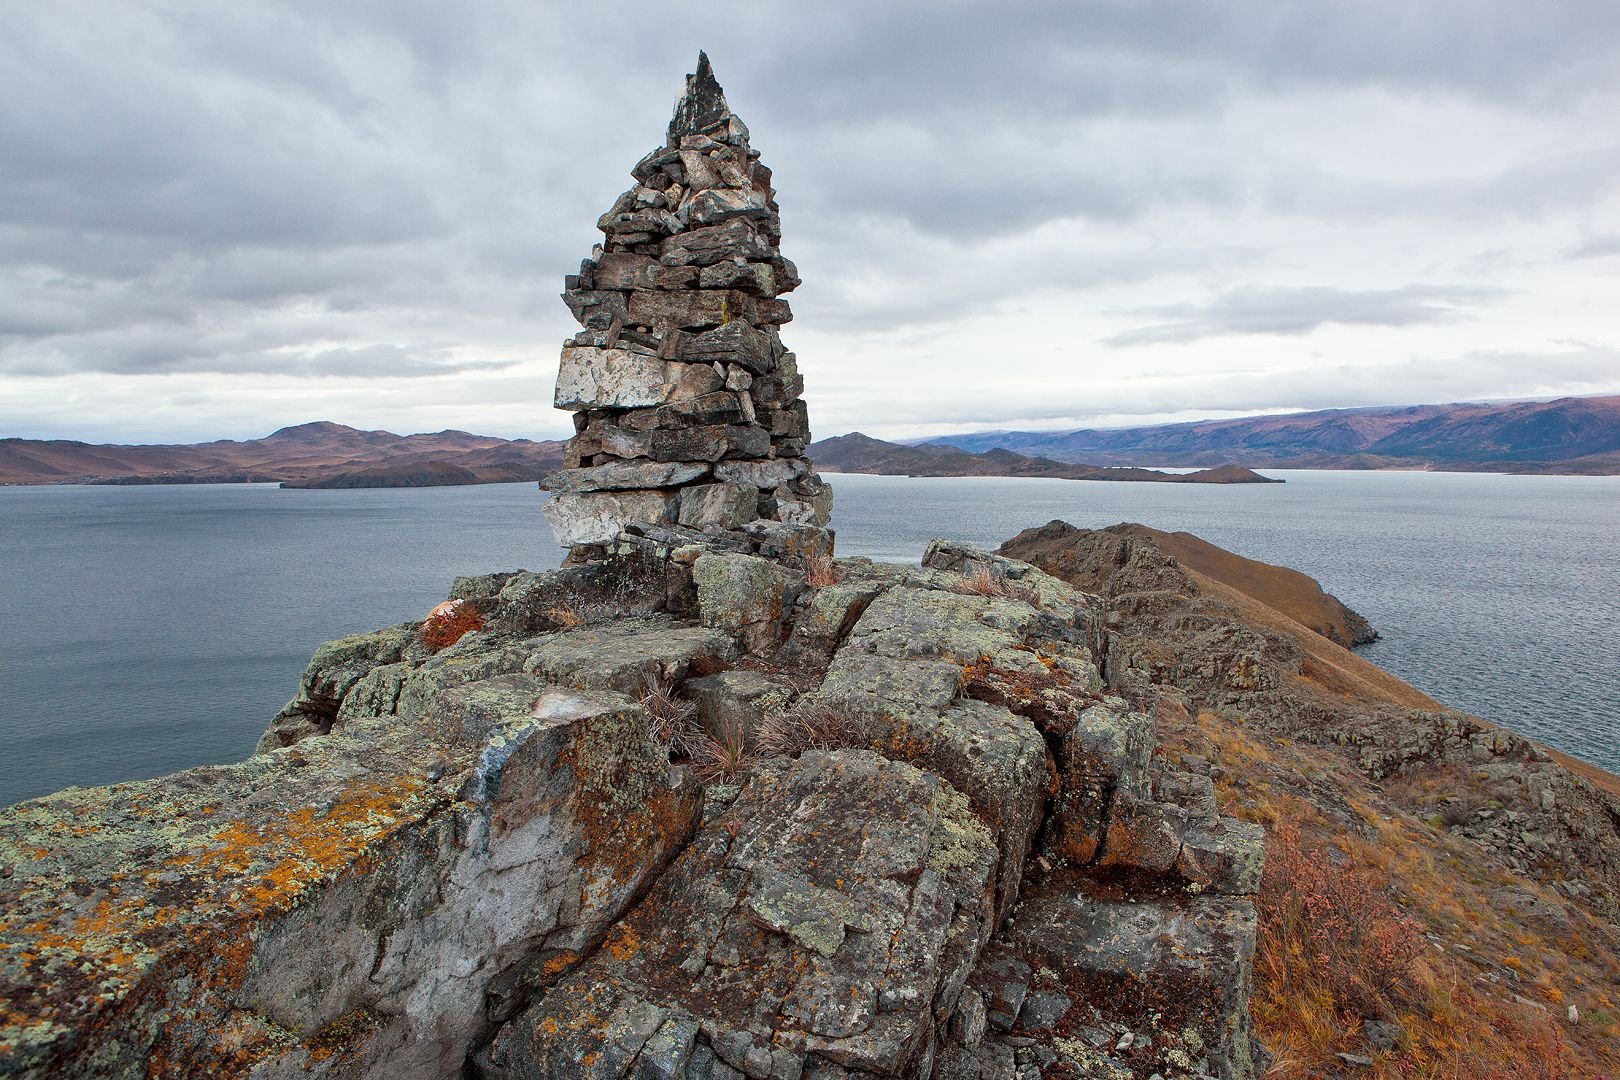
[1084,523,1377,648]
[4,525,1272,1079]
[0,422,565,487]
[999,521,1620,1076]
[931,394,1620,474]
[5,519,1618,1077]
[810,433,1281,484]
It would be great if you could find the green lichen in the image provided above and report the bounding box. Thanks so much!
[925,783,993,875]
[1052,1036,1131,1079]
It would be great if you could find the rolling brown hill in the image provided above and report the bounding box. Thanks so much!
[0,422,566,488]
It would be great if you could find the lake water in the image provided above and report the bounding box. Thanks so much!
[1,471,1616,806]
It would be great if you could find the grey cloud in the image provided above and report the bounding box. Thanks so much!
[792,222,1262,334]
[1568,235,1620,259]
[1104,284,1509,347]
[0,1,1617,437]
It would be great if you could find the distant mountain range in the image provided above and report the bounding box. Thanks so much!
[0,423,1277,489]
[0,422,566,487]
[927,395,1620,474]
[6,393,1615,488]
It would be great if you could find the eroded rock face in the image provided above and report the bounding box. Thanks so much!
[0,683,700,1078]
[540,53,831,563]
[479,750,998,1079]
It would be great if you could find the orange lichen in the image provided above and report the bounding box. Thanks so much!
[540,950,582,978]
[304,1008,384,1063]
[604,923,641,962]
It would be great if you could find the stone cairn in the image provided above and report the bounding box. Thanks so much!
[541,53,831,564]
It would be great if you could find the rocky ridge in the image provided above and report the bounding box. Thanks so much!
[2,527,1272,1079]
[998,520,1620,917]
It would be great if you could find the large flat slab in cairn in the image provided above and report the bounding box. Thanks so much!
[481,749,1000,1078]
[0,682,699,1078]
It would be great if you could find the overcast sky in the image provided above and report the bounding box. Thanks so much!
[3,1,1618,445]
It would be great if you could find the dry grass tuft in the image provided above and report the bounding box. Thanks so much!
[956,563,1041,606]
[691,722,758,784]
[805,550,840,588]
[540,604,586,630]
[420,600,485,652]
[756,703,858,758]
[640,673,702,757]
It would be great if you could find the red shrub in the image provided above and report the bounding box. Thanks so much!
[421,600,485,652]
[1259,823,1427,1018]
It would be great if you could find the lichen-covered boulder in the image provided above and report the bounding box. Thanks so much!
[1042,702,1156,865]
[479,749,999,1079]
[518,618,737,697]
[683,668,793,742]
[257,624,419,751]
[1001,881,1262,1080]
[813,583,1058,919]
[691,551,796,654]
[0,682,701,1079]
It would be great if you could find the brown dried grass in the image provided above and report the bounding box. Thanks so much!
[805,550,839,588]
[756,703,858,758]
[691,722,758,784]
[640,673,702,757]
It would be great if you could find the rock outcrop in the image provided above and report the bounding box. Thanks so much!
[1,530,1272,1078]
[542,53,830,560]
[999,519,1620,917]
[0,683,700,1076]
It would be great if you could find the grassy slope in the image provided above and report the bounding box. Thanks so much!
[1163,557,1620,1076]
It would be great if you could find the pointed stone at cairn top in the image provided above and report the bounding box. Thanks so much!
[667,51,733,147]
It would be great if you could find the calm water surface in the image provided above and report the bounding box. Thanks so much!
[1,471,1616,806]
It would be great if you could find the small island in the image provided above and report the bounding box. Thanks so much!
[809,432,1281,483]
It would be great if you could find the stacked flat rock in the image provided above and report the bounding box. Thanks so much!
[542,53,831,558]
